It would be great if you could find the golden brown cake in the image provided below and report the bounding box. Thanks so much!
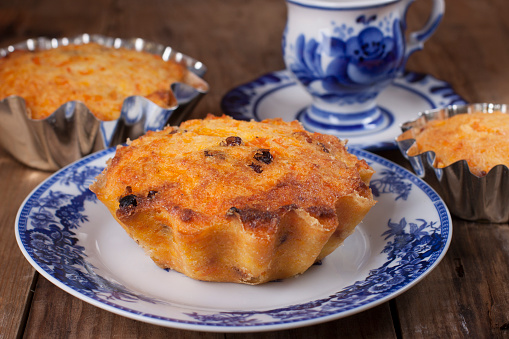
[0,42,186,121]
[90,115,376,284]
[400,111,509,176]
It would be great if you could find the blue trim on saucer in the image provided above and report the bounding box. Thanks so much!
[253,82,295,121]
[307,105,379,123]
[299,106,394,133]
[220,69,467,151]
[391,82,436,108]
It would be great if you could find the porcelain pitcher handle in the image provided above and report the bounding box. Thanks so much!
[404,0,445,57]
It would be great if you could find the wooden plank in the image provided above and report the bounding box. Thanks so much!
[24,277,396,338]
[23,276,226,339]
[226,304,396,339]
[0,148,51,338]
[134,0,288,119]
[405,0,509,104]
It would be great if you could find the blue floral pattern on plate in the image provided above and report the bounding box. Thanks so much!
[16,147,451,332]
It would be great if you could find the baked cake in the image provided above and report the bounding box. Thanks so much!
[90,115,376,284]
[0,42,186,121]
[401,111,509,176]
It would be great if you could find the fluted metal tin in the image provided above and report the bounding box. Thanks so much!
[396,103,509,223]
[0,34,209,171]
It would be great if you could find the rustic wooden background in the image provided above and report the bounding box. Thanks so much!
[1,0,509,337]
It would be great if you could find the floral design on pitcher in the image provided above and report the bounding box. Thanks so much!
[287,17,405,105]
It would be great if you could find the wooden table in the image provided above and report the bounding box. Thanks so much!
[1,0,509,337]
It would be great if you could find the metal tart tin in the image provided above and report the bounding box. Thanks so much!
[0,34,209,171]
[396,103,509,223]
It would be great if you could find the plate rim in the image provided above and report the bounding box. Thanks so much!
[15,147,452,332]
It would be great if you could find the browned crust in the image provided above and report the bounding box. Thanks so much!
[90,115,376,284]
[0,43,186,121]
[398,111,509,176]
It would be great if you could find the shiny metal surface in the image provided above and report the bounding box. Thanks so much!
[397,103,509,222]
[0,34,209,171]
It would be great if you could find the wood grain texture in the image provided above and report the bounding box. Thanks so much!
[24,277,225,339]
[226,304,396,339]
[405,0,509,105]
[0,147,50,338]
[1,0,509,337]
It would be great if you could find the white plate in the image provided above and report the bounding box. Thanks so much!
[221,70,466,150]
[16,147,451,332]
